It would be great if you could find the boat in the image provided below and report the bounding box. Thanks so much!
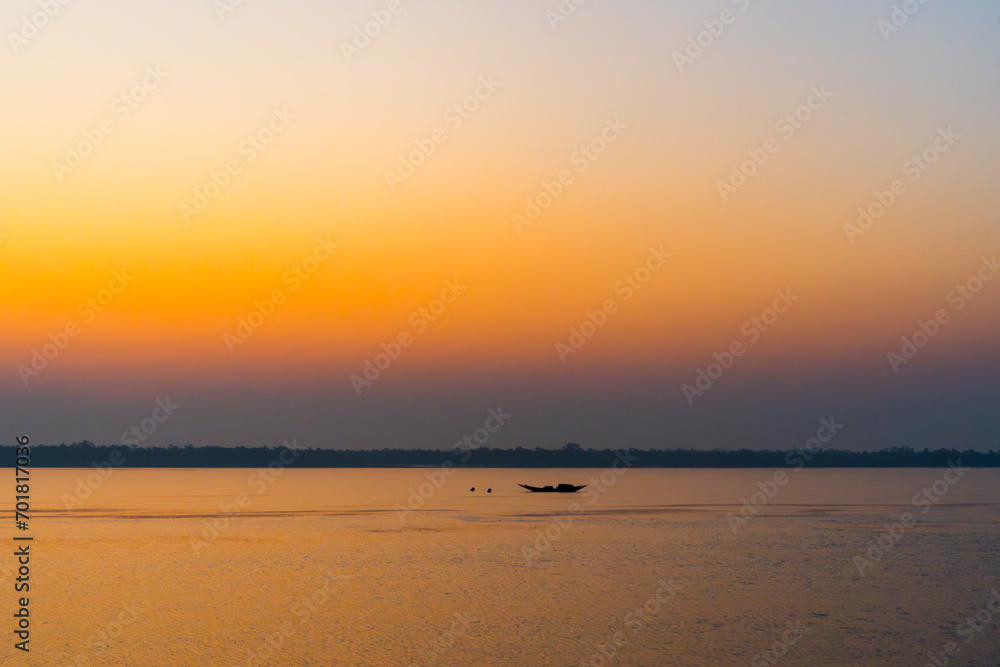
[518,483,587,493]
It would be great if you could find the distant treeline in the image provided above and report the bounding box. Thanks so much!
[1,442,998,468]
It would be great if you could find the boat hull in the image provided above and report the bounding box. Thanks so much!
[518,484,587,493]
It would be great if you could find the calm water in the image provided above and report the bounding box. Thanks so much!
[3,466,1000,666]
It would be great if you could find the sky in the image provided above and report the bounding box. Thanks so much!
[1,0,998,451]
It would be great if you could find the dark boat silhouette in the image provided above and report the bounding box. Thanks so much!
[518,483,587,493]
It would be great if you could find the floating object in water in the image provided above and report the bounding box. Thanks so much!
[518,483,587,493]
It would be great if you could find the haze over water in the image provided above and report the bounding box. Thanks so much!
[5,467,999,666]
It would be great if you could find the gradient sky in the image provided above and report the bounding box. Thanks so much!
[2,0,999,451]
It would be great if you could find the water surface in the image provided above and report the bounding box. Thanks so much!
[4,467,1000,665]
